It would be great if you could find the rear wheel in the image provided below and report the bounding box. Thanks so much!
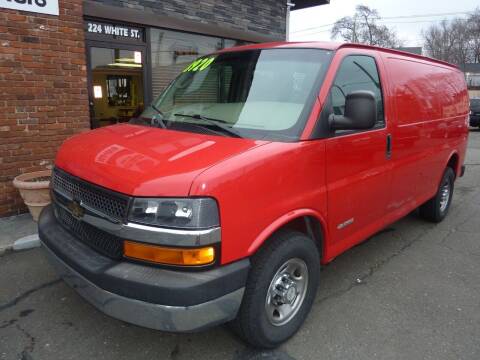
[231,230,320,349]
[420,167,455,223]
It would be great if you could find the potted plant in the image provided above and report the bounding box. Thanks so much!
[13,170,52,222]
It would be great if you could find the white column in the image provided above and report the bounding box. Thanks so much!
[286,2,295,41]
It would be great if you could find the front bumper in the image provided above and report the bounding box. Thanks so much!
[38,206,249,332]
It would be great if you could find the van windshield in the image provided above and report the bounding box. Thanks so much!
[138,48,332,141]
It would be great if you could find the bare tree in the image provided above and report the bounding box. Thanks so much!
[451,19,471,66]
[467,9,480,63]
[331,5,402,48]
[331,16,359,43]
[423,8,480,65]
[423,20,457,63]
[356,5,380,45]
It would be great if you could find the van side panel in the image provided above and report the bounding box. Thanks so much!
[383,54,469,222]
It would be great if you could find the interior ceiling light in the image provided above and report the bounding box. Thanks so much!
[107,63,142,68]
[116,58,136,63]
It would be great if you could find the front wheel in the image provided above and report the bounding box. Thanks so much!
[420,167,455,223]
[231,230,320,349]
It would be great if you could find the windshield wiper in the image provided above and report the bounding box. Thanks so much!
[151,104,167,129]
[174,113,242,138]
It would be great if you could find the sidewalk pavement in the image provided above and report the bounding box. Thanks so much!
[0,213,38,255]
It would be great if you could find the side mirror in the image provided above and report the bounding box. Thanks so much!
[329,90,377,131]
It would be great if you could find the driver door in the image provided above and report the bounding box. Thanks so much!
[324,53,393,254]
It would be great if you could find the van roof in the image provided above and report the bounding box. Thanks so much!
[218,41,459,70]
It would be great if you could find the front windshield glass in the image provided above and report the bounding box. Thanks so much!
[138,48,332,141]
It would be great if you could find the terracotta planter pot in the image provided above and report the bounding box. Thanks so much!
[13,170,52,222]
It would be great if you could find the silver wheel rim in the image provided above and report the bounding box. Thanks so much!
[265,258,309,327]
[439,179,451,212]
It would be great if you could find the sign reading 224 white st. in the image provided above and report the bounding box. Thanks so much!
[86,21,144,42]
[0,0,59,16]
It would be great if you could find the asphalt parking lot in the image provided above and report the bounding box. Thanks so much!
[1,130,479,360]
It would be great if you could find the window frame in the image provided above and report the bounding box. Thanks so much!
[326,54,386,138]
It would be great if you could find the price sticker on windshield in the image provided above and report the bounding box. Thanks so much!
[182,56,216,73]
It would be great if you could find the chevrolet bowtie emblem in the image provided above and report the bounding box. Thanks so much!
[67,200,85,219]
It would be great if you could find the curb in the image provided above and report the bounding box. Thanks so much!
[0,234,40,256]
[13,234,41,251]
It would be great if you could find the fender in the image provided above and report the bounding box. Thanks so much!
[247,208,329,260]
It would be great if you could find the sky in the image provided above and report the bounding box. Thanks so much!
[289,0,479,47]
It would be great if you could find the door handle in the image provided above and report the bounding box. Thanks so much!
[386,134,392,159]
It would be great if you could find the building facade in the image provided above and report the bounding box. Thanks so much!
[0,0,327,217]
[461,63,480,98]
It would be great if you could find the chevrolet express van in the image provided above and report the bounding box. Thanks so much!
[39,42,469,348]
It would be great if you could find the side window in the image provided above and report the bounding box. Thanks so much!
[331,55,384,128]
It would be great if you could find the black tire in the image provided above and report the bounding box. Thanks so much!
[231,230,320,349]
[420,167,455,223]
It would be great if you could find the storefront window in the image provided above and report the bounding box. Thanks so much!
[150,29,250,98]
[90,47,145,128]
[85,19,251,129]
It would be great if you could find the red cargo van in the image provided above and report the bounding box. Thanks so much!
[39,42,469,348]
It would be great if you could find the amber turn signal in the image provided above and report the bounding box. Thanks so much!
[123,241,215,266]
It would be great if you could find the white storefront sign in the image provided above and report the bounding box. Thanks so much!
[0,0,59,16]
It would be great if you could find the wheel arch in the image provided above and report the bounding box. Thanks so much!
[446,152,460,178]
[247,209,328,262]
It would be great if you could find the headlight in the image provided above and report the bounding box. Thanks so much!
[128,197,219,229]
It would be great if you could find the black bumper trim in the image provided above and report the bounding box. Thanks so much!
[469,116,480,127]
[38,205,250,307]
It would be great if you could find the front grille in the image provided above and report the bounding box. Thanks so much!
[52,168,130,220]
[55,204,124,259]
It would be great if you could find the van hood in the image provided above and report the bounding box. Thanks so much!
[55,124,268,196]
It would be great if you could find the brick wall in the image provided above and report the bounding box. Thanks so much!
[95,0,286,38]
[0,0,90,217]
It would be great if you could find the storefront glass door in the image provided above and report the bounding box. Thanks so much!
[87,44,146,128]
